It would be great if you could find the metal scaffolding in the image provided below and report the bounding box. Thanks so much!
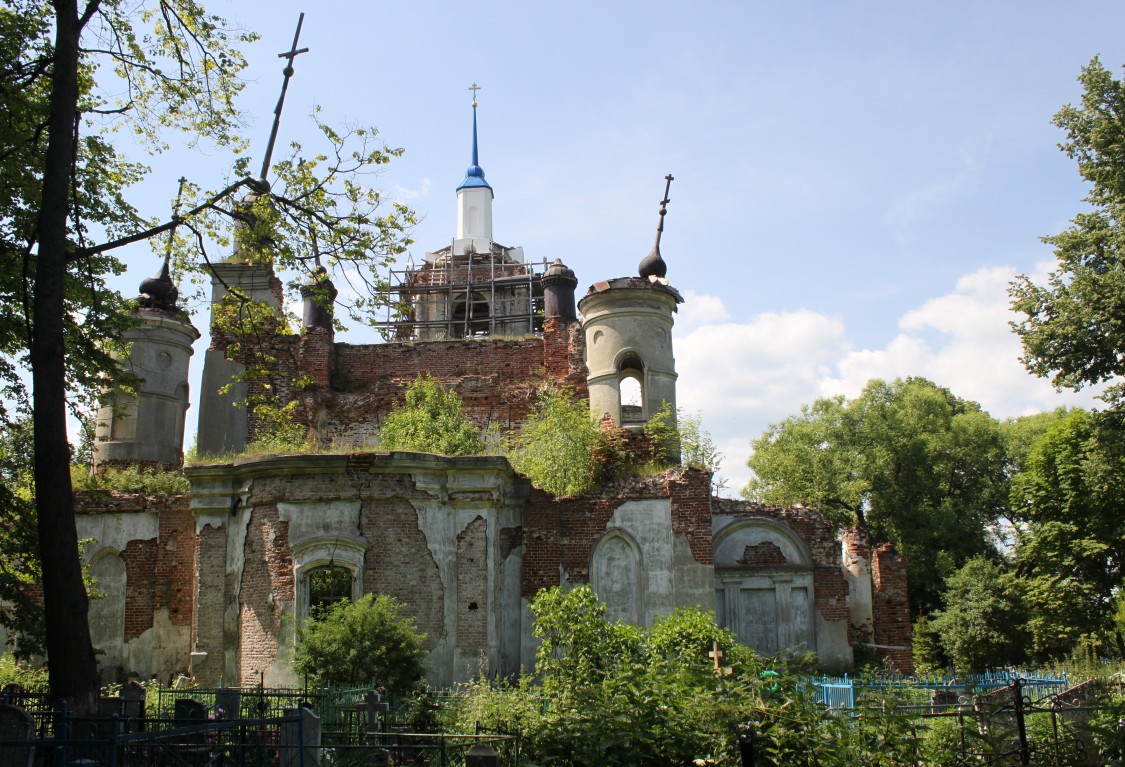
[375,241,546,340]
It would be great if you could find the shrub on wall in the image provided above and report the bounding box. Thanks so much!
[506,387,607,496]
[377,374,484,456]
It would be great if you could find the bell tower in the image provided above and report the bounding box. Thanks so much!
[579,176,682,428]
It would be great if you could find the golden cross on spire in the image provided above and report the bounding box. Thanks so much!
[468,82,481,108]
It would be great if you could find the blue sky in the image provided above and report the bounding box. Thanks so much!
[106,1,1125,492]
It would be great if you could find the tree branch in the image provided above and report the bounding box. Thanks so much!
[67,177,255,260]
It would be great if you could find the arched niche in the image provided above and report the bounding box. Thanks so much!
[88,548,127,680]
[712,518,815,656]
[591,529,644,625]
[713,518,814,569]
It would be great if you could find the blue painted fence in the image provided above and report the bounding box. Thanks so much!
[813,670,1069,711]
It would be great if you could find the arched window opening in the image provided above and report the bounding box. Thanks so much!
[452,292,491,337]
[618,353,645,424]
[306,565,353,619]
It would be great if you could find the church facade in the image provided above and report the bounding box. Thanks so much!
[77,103,913,687]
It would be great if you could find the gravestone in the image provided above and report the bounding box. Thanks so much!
[363,691,390,743]
[174,698,206,723]
[214,689,240,720]
[281,705,320,767]
[465,744,499,767]
[0,704,33,767]
[120,682,146,722]
[174,698,207,747]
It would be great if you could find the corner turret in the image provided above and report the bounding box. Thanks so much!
[93,260,199,471]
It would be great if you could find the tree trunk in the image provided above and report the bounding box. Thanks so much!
[31,0,99,713]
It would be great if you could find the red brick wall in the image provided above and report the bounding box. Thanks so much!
[521,469,712,599]
[238,504,294,681]
[542,318,588,394]
[361,495,445,650]
[456,516,488,651]
[121,538,156,641]
[668,470,714,565]
[156,500,196,627]
[872,543,914,673]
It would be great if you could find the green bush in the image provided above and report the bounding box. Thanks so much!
[377,374,484,456]
[0,654,46,688]
[293,594,428,696]
[447,586,830,766]
[506,387,606,496]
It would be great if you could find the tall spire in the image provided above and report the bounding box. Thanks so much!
[457,84,492,194]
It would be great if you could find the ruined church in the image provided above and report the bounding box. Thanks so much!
[76,100,913,688]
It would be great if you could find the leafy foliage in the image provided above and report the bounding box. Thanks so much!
[377,374,484,456]
[0,420,44,657]
[8,0,414,707]
[1010,58,1125,407]
[1010,408,1125,659]
[744,378,1008,615]
[293,594,428,696]
[929,557,1030,672]
[448,585,998,767]
[71,465,191,495]
[506,386,607,496]
[644,401,725,491]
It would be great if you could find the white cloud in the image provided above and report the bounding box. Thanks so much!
[675,264,1103,497]
[392,177,432,201]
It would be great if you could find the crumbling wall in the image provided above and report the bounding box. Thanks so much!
[186,453,531,688]
[520,468,715,669]
[872,543,914,672]
[75,491,195,683]
[711,499,854,672]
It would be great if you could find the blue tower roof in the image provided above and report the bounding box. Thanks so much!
[457,104,493,193]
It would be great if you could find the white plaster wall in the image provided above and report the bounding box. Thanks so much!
[79,512,159,559]
[606,500,675,624]
[456,187,493,240]
[89,552,126,683]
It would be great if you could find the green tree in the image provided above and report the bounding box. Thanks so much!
[0,419,44,657]
[929,557,1030,672]
[1010,58,1125,407]
[6,0,413,709]
[293,593,428,695]
[744,378,1009,615]
[4,0,254,709]
[377,374,484,455]
[1010,408,1125,658]
[507,386,605,496]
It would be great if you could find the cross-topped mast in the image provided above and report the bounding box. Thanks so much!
[258,13,309,184]
[468,82,481,108]
[639,174,674,279]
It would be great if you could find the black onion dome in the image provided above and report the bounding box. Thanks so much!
[138,259,178,310]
